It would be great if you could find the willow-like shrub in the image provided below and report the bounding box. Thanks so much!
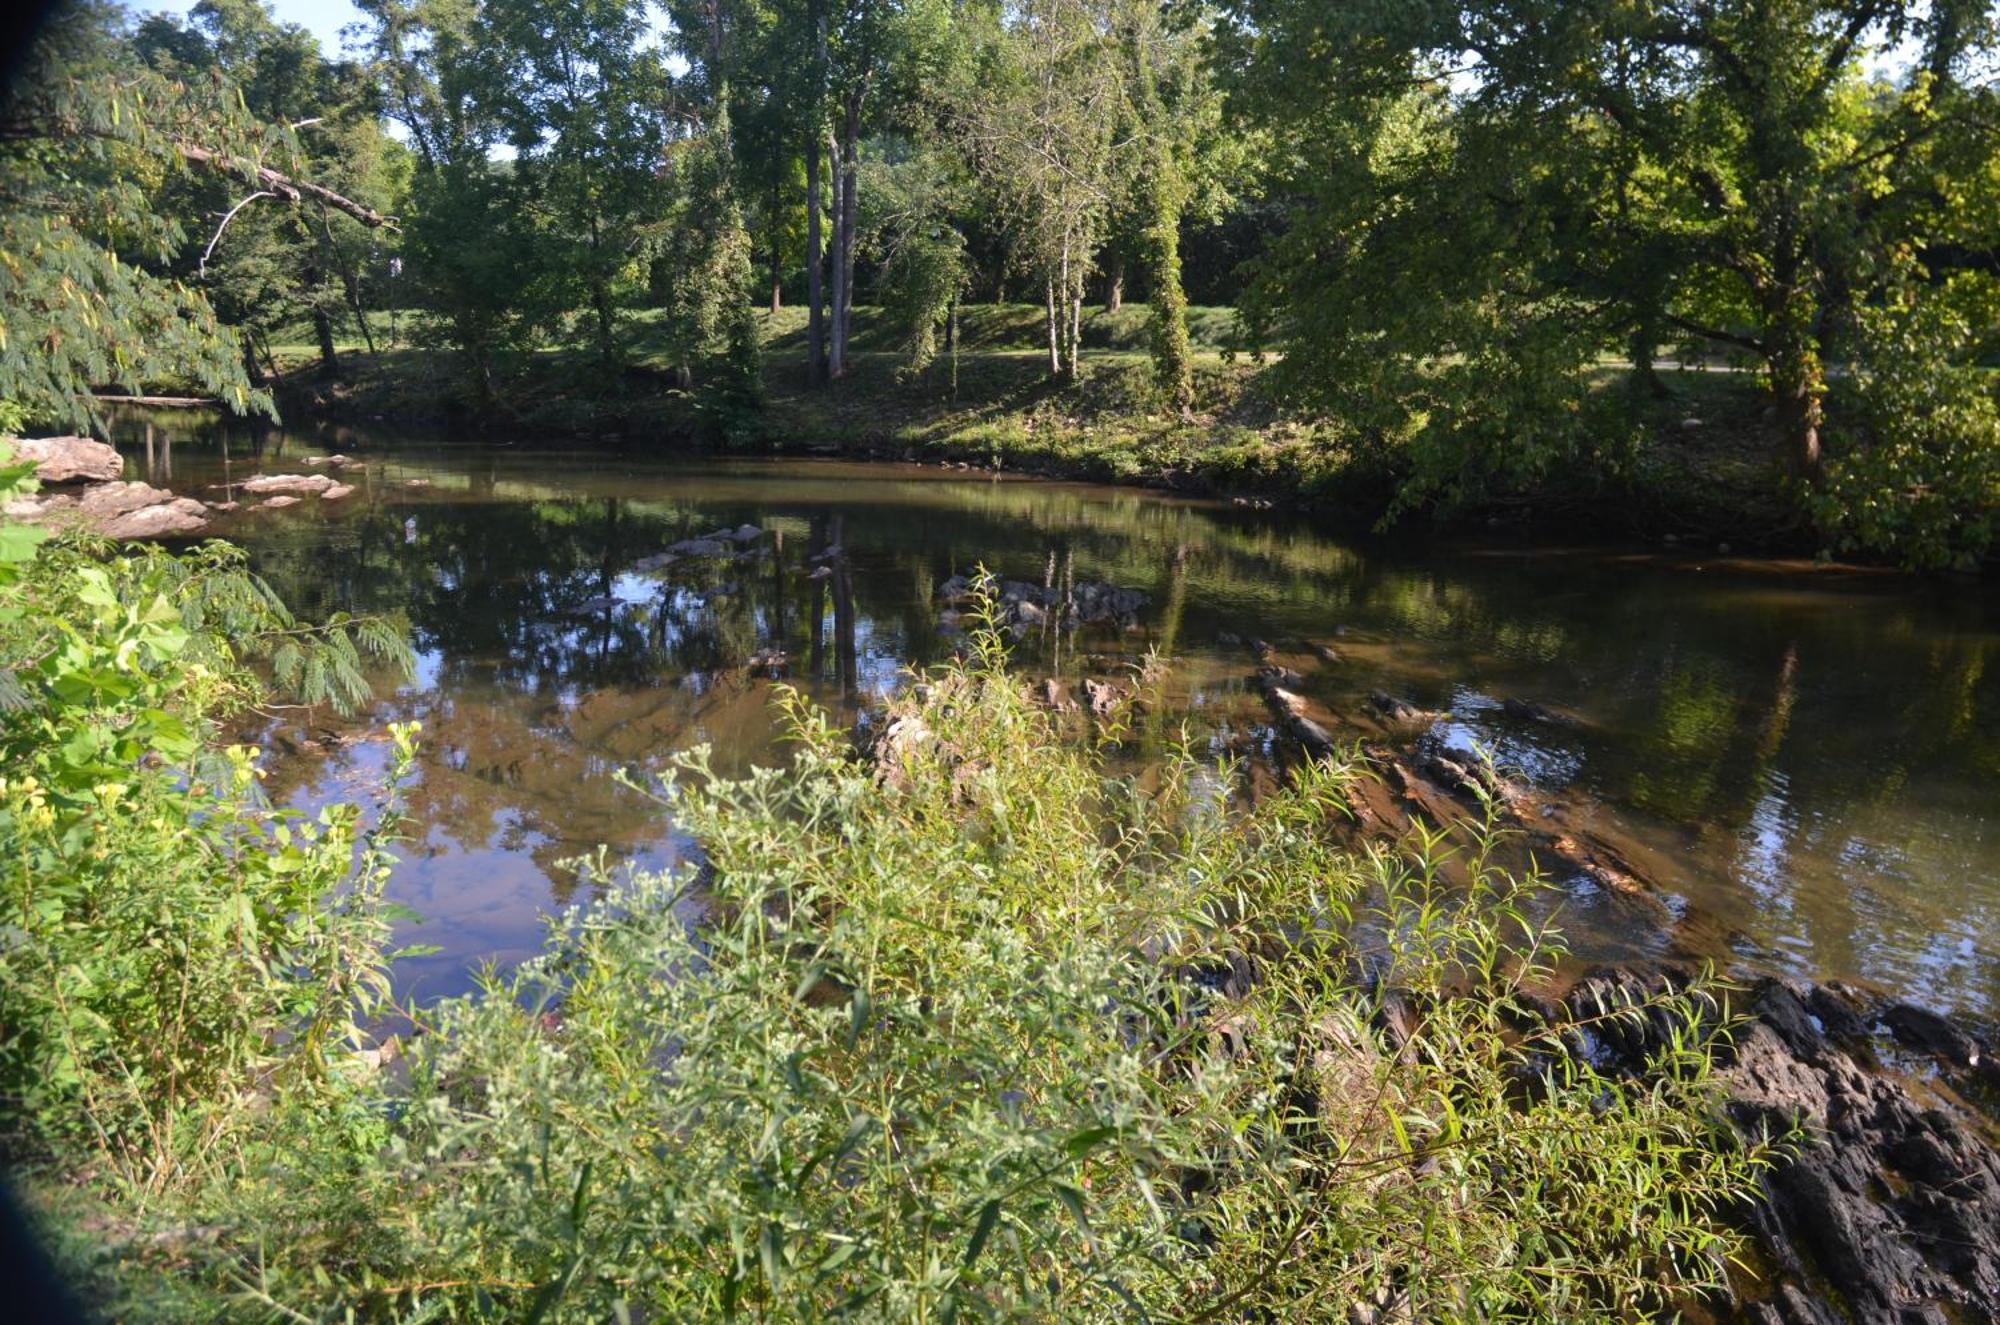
[141,617,1757,1323]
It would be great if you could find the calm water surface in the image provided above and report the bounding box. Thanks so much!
[114,423,2000,1016]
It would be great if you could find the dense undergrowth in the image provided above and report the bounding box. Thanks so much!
[1,440,1768,1319]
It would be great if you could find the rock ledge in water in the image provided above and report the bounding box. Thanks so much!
[1563,968,2000,1324]
[10,435,123,483]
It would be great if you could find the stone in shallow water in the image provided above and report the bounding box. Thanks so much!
[322,482,356,500]
[260,495,303,509]
[10,435,123,483]
[79,481,174,520]
[243,473,335,496]
[100,497,207,539]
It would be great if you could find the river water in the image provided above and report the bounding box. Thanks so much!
[112,424,2000,1017]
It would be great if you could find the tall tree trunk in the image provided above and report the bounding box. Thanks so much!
[1775,350,1826,484]
[1070,292,1083,377]
[806,133,827,384]
[341,270,378,355]
[947,295,959,400]
[1768,276,1827,484]
[592,279,617,372]
[767,177,784,316]
[835,88,862,378]
[1046,278,1061,376]
[827,128,847,378]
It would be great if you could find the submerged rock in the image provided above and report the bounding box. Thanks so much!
[665,536,733,558]
[1369,691,1438,725]
[242,473,335,496]
[11,435,123,483]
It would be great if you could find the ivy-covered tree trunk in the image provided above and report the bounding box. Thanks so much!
[1143,156,1193,415]
[1773,332,1828,485]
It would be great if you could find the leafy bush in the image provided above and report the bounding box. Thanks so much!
[1817,283,2000,571]
[23,598,1763,1322]
[0,442,418,1193]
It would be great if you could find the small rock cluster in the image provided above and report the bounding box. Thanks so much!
[4,436,209,537]
[935,574,1148,632]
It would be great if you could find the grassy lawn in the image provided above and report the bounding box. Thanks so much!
[260,301,1791,545]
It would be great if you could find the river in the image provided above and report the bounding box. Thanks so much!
[110,421,2000,1018]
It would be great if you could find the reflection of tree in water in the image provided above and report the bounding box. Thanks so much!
[128,425,2000,1007]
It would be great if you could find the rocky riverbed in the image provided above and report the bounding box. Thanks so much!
[3,436,366,537]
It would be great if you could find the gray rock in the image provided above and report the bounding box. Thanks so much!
[11,435,123,484]
[731,524,764,542]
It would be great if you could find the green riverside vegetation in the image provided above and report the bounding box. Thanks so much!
[0,506,1770,1317]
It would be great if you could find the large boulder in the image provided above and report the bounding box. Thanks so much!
[3,479,206,538]
[11,436,123,484]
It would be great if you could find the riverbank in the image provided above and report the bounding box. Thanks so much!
[266,303,1805,556]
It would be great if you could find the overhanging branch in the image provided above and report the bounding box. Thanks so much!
[173,140,397,230]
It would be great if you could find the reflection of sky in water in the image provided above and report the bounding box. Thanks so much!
[140,438,2000,1017]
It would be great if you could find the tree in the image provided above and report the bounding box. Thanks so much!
[1119,0,1221,414]
[135,0,404,381]
[861,136,969,383]
[0,1,391,431]
[1224,1,2000,554]
[951,0,1125,380]
[482,0,671,375]
[356,0,553,402]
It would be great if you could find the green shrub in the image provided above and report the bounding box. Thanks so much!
[106,608,1758,1321]
[2,478,1763,1320]
[0,443,419,1193]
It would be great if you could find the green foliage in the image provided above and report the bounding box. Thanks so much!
[863,141,969,380]
[20,594,1764,1320]
[1223,0,2000,557]
[135,0,405,379]
[0,445,419,1192]
[1814,281,2000,570]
